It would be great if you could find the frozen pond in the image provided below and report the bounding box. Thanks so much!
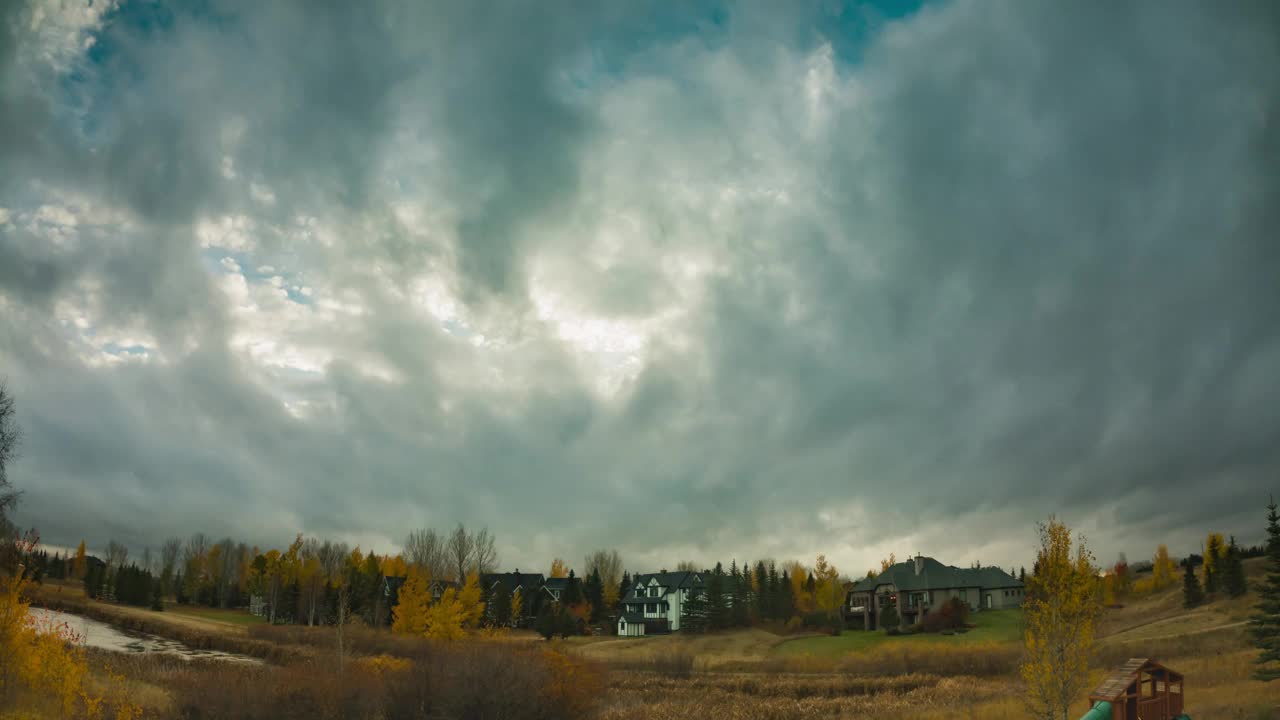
[28,607,261,664]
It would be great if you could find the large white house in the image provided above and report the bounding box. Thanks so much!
[616,570,704,636]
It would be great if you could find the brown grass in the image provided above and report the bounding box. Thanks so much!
[599,672,1009,720]
[162,643,603,720]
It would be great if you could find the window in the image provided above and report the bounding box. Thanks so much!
[645,603,657,613]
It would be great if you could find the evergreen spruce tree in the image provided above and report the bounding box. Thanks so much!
[1182,556,1204,609]
[777,570,796,620]
[1251,496,1280,680]
[706,562,727,630]
[767,562,781,620]
[681,584,709,633]
[879,603,900,632]
[737,564,754,626]
[535,604,558,640]
[1225,536,1247,598]
[754,561,770,619]
[361,554,384,626]
[150,577,164,611]
[491,580,512,627]
[619,571,632,606]
[1205,534,1224,594]
[585,569,605,622]
[1019,567,1026,583]
[564,569,584,605]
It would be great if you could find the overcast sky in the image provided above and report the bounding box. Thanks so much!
[1,0,1277,575]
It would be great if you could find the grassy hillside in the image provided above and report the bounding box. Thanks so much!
[775,608,1024,658]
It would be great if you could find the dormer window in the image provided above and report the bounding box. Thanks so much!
[649,587,659,598]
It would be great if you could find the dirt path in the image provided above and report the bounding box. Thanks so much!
[1105,619,1249,644]
[113,603,251,634]
[30,584,250,637]
[568,628,796,667]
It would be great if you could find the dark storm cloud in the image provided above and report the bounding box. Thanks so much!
[1,0,1277,571]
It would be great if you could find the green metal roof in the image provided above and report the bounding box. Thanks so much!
[850,557,1023,594]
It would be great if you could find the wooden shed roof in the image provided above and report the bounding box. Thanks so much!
[1089,658,1183,702]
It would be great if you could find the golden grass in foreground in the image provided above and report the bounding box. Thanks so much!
[599,673,1011,720]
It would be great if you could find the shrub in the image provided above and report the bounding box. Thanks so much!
[801,612,844,636]
[879,605,899,631]
[784,616,803,633]
[920,597,969,633]
[827,615,844,636]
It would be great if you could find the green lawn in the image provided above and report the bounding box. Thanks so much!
[164,603,266,626]
[773,609,1024,658]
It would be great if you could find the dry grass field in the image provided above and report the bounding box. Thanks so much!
[12,558,1277,719]
[574,558,1276,720]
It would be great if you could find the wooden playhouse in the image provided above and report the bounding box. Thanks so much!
[1083,658,1187,720]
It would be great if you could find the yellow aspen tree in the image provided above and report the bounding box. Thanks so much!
[510,588,524,624]
[813,554,842,616]
[382,554,408,578]
[1203,533,1227,592]
[208,544,225,592]
[880,553,897,574]
[74,540,87,580]
[423,588,467,640]
[1100,573,1117,606]
[1152,544,1175,590]
[1021,517,1100,720]
[456,571,486,628]
[549,558,569,578]
[391,569,430,636]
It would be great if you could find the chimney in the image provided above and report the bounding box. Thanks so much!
[913,555,924,576]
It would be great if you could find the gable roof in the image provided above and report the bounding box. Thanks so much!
[632,571,703,590]
[850,557,1022,594]
[1089,658,1183,702]
[542,576,570,592]
[481,571,546,593]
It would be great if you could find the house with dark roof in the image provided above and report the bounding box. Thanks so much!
[541,575,570,603]
[617,570,705,635]
[480,570,547,625]
[846,554,1024,631]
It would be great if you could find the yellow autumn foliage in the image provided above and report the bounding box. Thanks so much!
[1020,517,1100,720]
[392,570,486,641]
[357,654,412,674]
[1152,544,1176,590]
[1,559,141,718]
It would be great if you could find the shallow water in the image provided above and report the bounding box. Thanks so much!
[28,607,260,663]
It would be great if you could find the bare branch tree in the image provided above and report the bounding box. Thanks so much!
[404,528,447,579]
[447,524,475,582]
[160,537,182,595]
[182,533,209,565]
[585,549,624,603]
[216,538,239,608]
[473,528,498,575]
[105,540,129,571]
[0,381,22,520]
[319,540,348,582]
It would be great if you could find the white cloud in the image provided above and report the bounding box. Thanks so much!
[196,215,256,251]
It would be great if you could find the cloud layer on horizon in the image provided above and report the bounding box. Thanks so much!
[1,0,1278,573]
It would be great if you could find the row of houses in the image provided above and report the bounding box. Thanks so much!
[368,554,1025,636]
